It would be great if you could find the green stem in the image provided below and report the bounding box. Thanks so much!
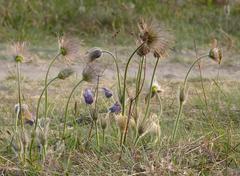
[102,129,105,144]
[29,77,58,159]
[156,94,163,119]
[94,121,99,147]
[122,43,145,115]
[16,62,24,131]
[171,54,208,142]
[171,102,183,141]
[102,50,121,99]
[44,53,60,119]
[183,55,208,89]
[62,79,84,139]
[143,57,160,122]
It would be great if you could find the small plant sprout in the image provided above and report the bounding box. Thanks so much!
[30,68,73,159]
[36,118,50,162]
[100,114,108,144]
[102,87,113,98]
[44,35,81,119]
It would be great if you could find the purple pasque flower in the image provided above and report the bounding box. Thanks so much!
[83,88,94,105]
[109,102,121,114]
[102,87,113,98]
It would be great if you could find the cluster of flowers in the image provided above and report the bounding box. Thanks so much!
[9,19,222,164]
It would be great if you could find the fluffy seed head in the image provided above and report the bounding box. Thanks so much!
[10,42,29,63]
[82,64,101,83]
[85,47,103,62]
[138,19,173,58]
[58,35,81,63]
[151,80,164,96]
[57,68,74,80]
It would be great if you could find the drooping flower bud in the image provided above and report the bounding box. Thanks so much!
[102,87,113,98]
[109,102,121,114]
[209,47,222,64]
[151,80,163,97]
[179,86,188,104]
[83,88,94,105]
[57,68,74,80]
[85,47,103,62]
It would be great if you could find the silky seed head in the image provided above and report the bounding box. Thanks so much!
[138,19,173,58]
[58,35,81,62]
[10,42,29,63]
[57,68,74,79]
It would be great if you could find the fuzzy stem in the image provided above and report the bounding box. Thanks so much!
[183,55,208,89]
[86,121,94,147]
[143,57,160,122]
[121,43,145,115]
[16,62,24,131]
[102,129,105,144]
[29,77,58,159]
[102,50,121,99]
[122,98,134,145]
[44,53,60,119]
[94,121,99,147]
[156,94,163,119]
[62,79,84,139]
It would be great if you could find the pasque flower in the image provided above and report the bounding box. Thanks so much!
[109,102,121,114]
[102,87,113,98]
[83,88,94,105]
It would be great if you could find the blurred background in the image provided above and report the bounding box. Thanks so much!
[0,0,239,50]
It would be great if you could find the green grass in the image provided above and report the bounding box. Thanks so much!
[0,0,239,49]
[0,1,240,175]
[0,76,240,175]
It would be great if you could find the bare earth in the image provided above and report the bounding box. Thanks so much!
[0,47,239,82]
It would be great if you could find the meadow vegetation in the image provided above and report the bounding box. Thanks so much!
[0,0,239,175]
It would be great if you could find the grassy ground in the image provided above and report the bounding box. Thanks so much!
[0,0,240,49]
[0,0,240,175]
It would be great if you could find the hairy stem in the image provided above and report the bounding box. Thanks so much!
[44,53,60,119]
[143,57,160,122]
[122,43,145,115]
[29,77,58,159]
[62,79,84,139]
